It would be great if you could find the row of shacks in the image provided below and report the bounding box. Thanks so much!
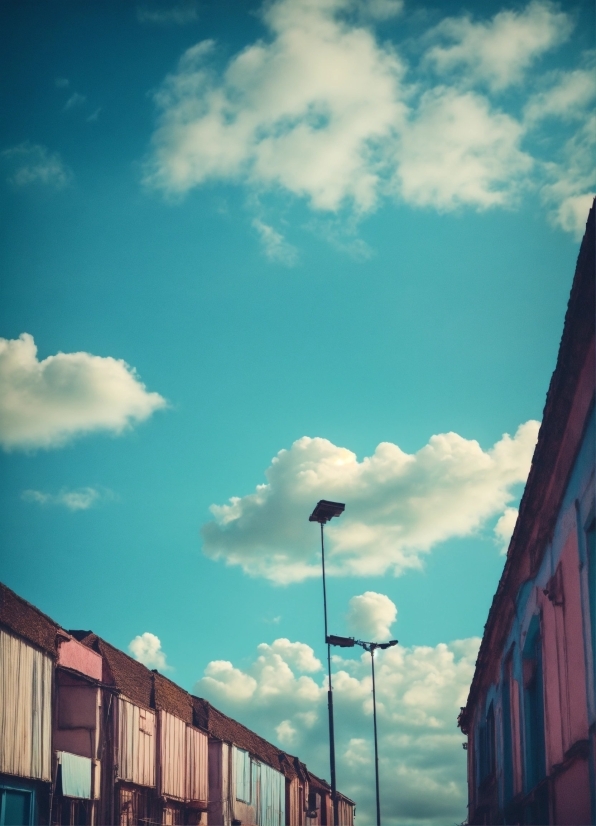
[0,583,355,826]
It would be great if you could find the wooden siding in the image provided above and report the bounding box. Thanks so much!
[116,697,156,787]
[186,725,208,804]
[159,710,186,800]
[0,628,52,781]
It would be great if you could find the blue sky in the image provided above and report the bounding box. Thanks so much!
[1,1,594,823]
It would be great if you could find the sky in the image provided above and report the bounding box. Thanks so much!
[0,0,594,823]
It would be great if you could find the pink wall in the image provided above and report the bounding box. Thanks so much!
[58,636,102,681]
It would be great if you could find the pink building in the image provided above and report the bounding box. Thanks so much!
[459,203,595,824]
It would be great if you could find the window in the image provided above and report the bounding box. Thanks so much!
[522,616,546,792]
[478,702,496,784]
[587,519,596,682]
[235,748,251,803]
[502,654,514,803]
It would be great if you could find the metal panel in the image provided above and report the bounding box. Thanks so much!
[0,628,52,781]
[254,761,285,826]
[186,726,208,804]
[159,710,185,800]
[116,697,156,787]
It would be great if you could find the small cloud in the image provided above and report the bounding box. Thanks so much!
[346,592,397,641]
[263,615,282,624]
[128,632,170,670]
[494,506,518,553]
[358,0,403,21]
[137,2,199,25]
[1,142,73,189]
[64,92,87,111]
[275,719,297,745]
[0,333,167,451]
[252,218,298,266]
[86,107,102,123]
[55,77,70,88]
[22,486,109,511]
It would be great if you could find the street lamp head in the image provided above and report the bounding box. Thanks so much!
[327,634,356,648]
[309,500,345,524]
[377,640,399,650]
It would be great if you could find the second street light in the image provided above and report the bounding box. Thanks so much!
[327,634,398,826]
[309,499,345,826]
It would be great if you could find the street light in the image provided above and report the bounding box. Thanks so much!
[309,500,345,826]
[326,634,398,826]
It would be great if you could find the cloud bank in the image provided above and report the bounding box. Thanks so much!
[0,333,167,450]
[144,0,594,236]
[129,632,170,670]
[201,422,539,584]
[196,630,479,826]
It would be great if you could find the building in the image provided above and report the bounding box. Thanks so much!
[458,203,595,824]
[0,583,356,826]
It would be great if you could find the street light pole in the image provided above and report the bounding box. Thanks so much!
[309,500,345,826]
[326,635,398,826]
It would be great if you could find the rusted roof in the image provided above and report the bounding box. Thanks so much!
[0,582,60,656]
[153,670,193,724]
[460,200,596,729]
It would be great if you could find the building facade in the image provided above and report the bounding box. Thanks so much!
[459,204,595,824]
[0,584,355,826]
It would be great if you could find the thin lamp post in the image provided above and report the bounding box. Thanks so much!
[326,634,399,826]
[309,500,345,826]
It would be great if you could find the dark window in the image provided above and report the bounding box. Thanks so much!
[587,520,595,682]
[502,654,514,803]
[522,617,546,792]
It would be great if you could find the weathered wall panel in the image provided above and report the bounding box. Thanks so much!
[0,628,52,780]
[159,710,186,800]
[116,697,156,787]
[186,725,208,804]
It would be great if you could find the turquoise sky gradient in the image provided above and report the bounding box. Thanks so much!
[1,1,594,822]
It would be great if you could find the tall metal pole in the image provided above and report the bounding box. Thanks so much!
[320,522,338,826]
[370,646,381,826]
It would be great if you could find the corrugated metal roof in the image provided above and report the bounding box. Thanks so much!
[0,582,60,656]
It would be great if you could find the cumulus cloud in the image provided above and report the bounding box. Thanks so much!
[394,87,532,210]
[494,506,518,553]
[1,142,73,188]
[425,1,572,91]
[201,422,539,584]
[196,633,480,826]
[143,0,592,236]
[346,591,397,641]
[21,486,109,511]
[0,333,167,451]
[129,632,170,670]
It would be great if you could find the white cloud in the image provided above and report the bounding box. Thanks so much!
[64,92,87,111]
[425,1,573,91]
[524,65,596,124]
[142,0,592,238]
[346,591,397,641]
[137,2,199,25]
[129,632,170,670]
[1,142,73,188]
[21,486,108,511]
[0,333,167,451]
[493,506,518,554]
[394,87,532,210]
[144,0,407,212]
[252,218,298,265]
[55,77,70,88]
[196,633,480,826]
[201,421,539,584]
